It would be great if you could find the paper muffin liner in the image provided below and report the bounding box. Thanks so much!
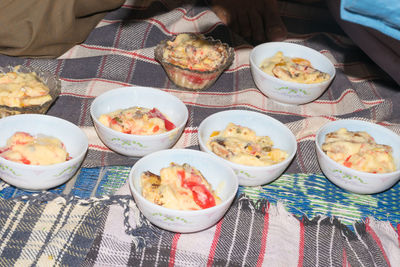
[155,33,234,90]
[0,66,61,118]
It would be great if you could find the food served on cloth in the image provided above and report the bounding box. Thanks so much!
[0,66,53,108]
[207,122,288,166]
[322,128,396,173]
[161,33,229,71]
[98,106,176,135]
[0,132,70,165]
[141,163,221,210]
[154,33,234,90]
[259,51,330,84]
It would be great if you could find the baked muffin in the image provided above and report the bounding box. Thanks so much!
[155,33,234,90]
[0,65,61,118]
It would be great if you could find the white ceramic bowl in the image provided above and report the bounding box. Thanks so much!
[250,42,336,105]
[129,149,238,233]
[90,86,188,157]
[315,119,400,194]
[0,114,88,191]
[198,110,297,186]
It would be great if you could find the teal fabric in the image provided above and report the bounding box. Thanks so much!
[341,0,400,40]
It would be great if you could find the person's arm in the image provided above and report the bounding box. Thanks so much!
[209,0,287,43]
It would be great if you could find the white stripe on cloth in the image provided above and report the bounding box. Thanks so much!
[367,218,400,266]
[261,202,301,266]
[174,227,217,266]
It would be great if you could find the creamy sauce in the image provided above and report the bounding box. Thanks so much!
[322,128,396,173]
[0,66,52,107]
[0,132,69,165]
[207,122,288,166]
[162,33,228,71]
[99,106,175,135]
[141,163,221,210]
[259,51,330,84]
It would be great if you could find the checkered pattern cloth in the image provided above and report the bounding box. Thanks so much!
[1,0,399,171]
[82,184,400,266]
[1,0,400,266]
[0,189,399,266]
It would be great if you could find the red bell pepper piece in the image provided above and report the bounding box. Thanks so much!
[148,108,176,131]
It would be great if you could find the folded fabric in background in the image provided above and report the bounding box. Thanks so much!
[0,0,124,58]
[340,0,400,41]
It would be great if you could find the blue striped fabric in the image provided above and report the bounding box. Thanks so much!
[1,168,399,230]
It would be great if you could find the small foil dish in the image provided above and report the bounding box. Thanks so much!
[0,65,61,118]
[155,33,234,90]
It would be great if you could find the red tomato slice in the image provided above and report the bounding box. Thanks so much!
[0,147,10,154]
[177,168,216,209]
[148,108,176,131]
[110,118,119,125]
[343,155,352,168]
[153,125,160,133]
[190,184,216,209]
[20,156,31,165]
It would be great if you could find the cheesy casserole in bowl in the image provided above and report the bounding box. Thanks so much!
[0,65,61,118]
[155,33,234,90]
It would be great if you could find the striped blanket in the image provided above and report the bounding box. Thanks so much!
[1,185,398,266]
[0,0,400,266]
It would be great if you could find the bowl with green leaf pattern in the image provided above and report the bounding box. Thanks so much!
[250,42,336,105]
[315,119,400,194]
[90,86,188,157]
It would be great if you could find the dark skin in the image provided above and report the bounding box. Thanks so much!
[210,0,288,43]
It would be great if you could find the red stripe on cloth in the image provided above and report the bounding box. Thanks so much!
[89,144,111,151]
[256,204,270,267]
[207,219,224,267]
[168,233,181,267]
[342,247,348,267]
[55,61,63,76]
[124,16,153,83]
[313,90,384,105]
[175,8,211,21]
[397,224,400,248]
[181,101,326,118]
[79,54,109,127]
[365,220,391,267]
[60,93,97,98]
[297,220,305,267]
[61,77,130,87]
[78,44,156,62]
[100,19,121,25]
[225,63,251,72]
[183,129,198,134]
[297,134,316,142]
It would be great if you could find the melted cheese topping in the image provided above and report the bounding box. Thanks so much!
[0,132,69,165]
[322,128,396,173]
[259,51,330,84]
[207,123,288,166]
[99,106,175,135]
[141,163,221,210]
[162,33,228,71]
[0,66,52,107]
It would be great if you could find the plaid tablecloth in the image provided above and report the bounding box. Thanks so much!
[0,0,400,266]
